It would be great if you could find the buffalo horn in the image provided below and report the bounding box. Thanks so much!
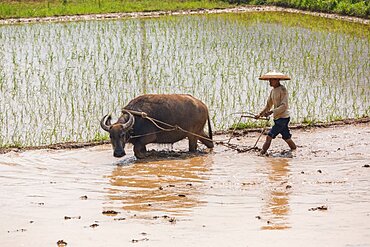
[100,114,112,132]
[121,110,135,131]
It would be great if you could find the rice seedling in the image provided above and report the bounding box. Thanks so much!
[0,12,368,147]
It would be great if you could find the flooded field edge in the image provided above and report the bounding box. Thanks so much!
[1,116,368,154]
[0,5,369,26]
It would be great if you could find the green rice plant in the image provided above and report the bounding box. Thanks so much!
[0,12,368,148]
[229,120,271,130]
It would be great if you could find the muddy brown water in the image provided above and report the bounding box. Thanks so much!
[1,124,370,246]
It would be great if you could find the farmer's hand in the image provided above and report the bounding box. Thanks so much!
[263,111,273,117]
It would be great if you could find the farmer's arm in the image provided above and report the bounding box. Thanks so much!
[257,92,273,117]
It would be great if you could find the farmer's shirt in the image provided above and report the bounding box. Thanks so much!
[260,84,290,120]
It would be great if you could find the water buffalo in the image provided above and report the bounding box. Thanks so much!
[100,94,214,158]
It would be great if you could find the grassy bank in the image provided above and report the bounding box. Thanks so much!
[0,0,230,19]
[230,0,369,18]
[0,0,368,19]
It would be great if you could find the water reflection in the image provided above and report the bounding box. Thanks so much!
[105,155,212,214]
[261,158,291,230]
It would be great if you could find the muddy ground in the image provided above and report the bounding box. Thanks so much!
[0,122,369,246]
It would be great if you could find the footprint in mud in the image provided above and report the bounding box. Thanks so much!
[89,223,99,228]
[102,210,119,216]
[131,238,149,243]
[64,216,81,220]
[310,149,330,157]
[309,205,328,211]
[57,240,67,246]
[7,228,27,233]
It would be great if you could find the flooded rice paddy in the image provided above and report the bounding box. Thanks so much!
[0,10,369,246]
[0,12,369,147]
[0,123,369,246]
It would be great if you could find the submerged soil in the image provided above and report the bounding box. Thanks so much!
[0,122,369,246]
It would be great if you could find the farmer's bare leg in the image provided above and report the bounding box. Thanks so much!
[284,138,297,150]
[261,135,273,154]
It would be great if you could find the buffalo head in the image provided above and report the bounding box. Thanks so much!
[100,110,135,158]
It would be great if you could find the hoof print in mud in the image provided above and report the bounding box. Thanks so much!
[131,238,149,243]
[64,216,81,220]
[168,217,176,223]
[57,240,67,246]
[102,210,119,216]
[309,205,328,211]
[114,217,126,221]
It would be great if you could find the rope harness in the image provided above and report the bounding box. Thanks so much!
[124,109,269,153]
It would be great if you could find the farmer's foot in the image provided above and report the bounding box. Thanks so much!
[285,139,297,151]
[259,150,268,156]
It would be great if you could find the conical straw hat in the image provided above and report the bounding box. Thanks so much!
[259,71,291,80]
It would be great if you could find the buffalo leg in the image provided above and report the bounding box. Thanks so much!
[134,143,147,159]
[188,136,198,152]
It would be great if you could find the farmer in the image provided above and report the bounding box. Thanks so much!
[256,71,297,155]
